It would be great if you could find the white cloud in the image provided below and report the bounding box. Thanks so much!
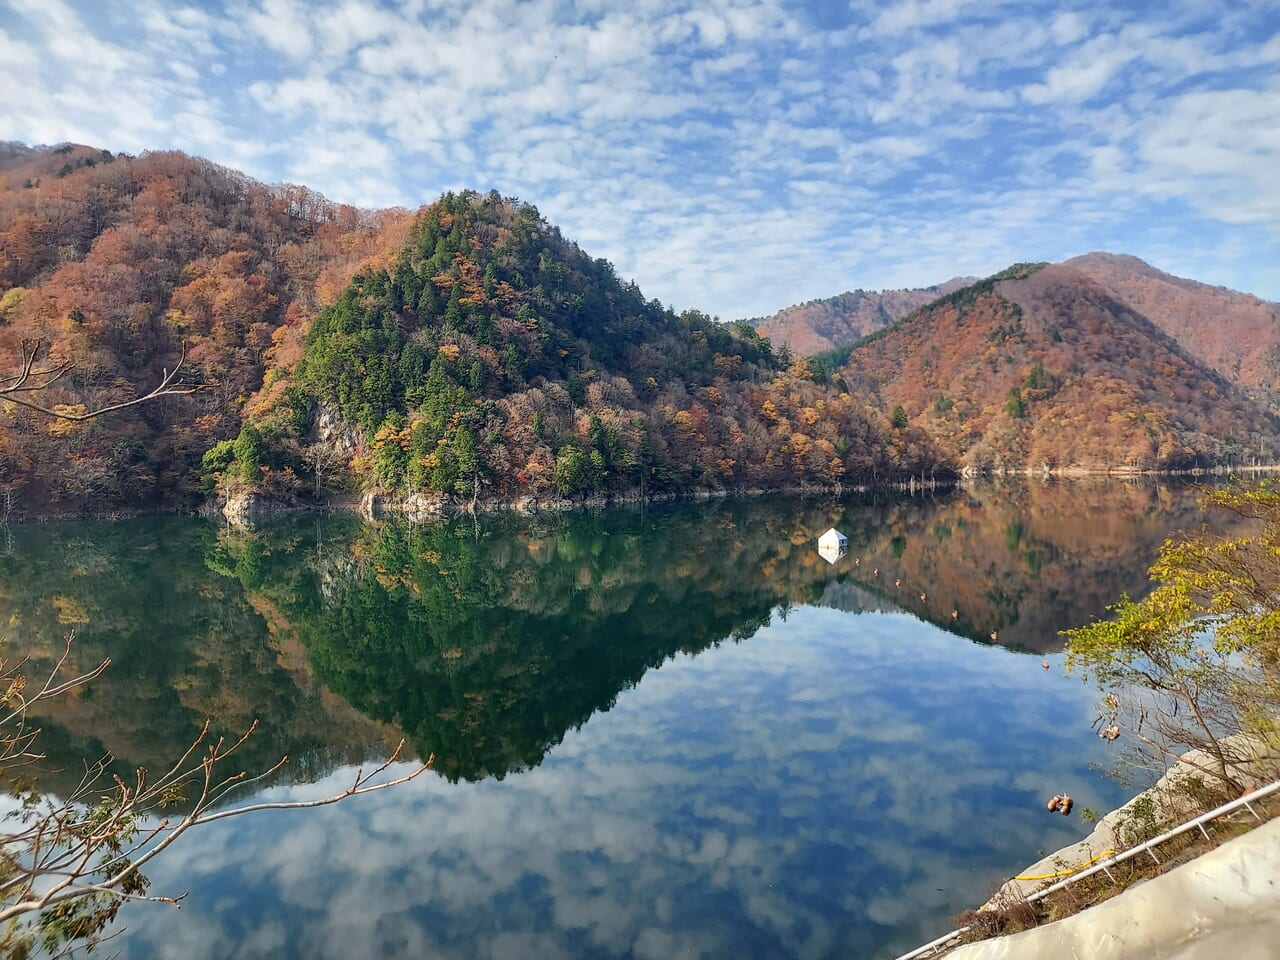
[1051,11,1089,45]
[1,0,1278,310]
[1134,86,1280,225]
[1022,34,1138,104]
[245,0,315,57]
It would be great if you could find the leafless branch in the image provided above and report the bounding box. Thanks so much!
[1,339,209,421]
[0,637,432,948]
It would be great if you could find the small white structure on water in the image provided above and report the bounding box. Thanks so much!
[817,527,848,565]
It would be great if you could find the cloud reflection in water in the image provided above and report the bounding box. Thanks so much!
[119,605,1134,959]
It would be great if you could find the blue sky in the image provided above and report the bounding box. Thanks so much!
[1,0,1278,318]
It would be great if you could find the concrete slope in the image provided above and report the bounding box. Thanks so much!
[946,816,1280,960]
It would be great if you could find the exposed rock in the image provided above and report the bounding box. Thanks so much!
[313,403,361,459]
[221,492,264,527]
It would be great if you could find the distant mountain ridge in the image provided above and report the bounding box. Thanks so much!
[761,252,1280,411]
[842,262,1280,474]
[1065,252,1280,401]
[750,277,976,356]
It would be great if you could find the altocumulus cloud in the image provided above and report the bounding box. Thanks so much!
[1,0,1278,313]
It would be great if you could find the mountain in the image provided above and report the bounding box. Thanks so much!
[5,141,1278,511]
[0,143,412,512]
[747,276,972,358]
[218,190,941,507]
[751,277,975,356]
[843,263,1280,474]
[1066,252,1280,401]
[1,144,939,513]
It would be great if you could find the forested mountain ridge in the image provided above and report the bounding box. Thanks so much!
[4,141,1279,514]
[217,191,942,506]
[765,253,1280,414]
[0,143,412,512]
[750,277,975,356]
[1065,251,1280,403]
[842,263,1280,474]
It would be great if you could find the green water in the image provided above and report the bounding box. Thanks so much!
[0,481,1207,957]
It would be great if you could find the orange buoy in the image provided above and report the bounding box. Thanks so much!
[951,609,959,619]
[1041,660,1050,669]
[1047,794,1062,811]
[895,579,901,588]
[1106,725,1120,740]
[1060,795,1074,816]
[920,592,927,602]
[872,568,878,576]
[990,631,998,641]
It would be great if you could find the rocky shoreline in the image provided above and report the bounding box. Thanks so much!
[214,477,957,527]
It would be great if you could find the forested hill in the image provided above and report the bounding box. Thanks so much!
[842,263,1280,474]
[0,143,412,512]
[6,141,1277,514]
[1065,252,1280,403]
[750,277,974,356]
[217,191,943,505]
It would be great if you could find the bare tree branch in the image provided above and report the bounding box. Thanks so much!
[0,636,433,952]
[1,339,209,421]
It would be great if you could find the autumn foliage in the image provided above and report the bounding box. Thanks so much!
[752,277,974,356]
[844,264,1280,474]
[222,191,941,504]
[1067,252,1280,406]
[0,143,412,511]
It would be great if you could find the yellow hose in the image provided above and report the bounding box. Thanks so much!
[1012,849,1116,882]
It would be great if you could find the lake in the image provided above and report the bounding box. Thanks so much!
[0,481,1210,958]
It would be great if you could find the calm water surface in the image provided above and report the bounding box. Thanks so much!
[0,482,1211,958]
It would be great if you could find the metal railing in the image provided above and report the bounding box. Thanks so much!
[894,772,1280,960]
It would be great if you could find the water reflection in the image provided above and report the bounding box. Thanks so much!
[119,611,1138,960]
[0,482,1208,789]
[0,481,1216,958]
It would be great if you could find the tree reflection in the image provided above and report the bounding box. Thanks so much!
[0,481,1211,789]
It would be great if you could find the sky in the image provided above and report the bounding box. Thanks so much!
[1,0,1278,318]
